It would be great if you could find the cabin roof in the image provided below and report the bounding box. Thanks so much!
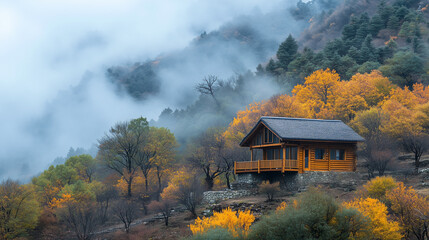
[240,116,365,147]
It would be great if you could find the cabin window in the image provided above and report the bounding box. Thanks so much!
[315,148,325,160]
[330,149,345,160]
[285,147,298,160]
[266,148,281,160]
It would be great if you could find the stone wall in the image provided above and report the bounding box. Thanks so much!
[203,189,252,204]
[232,171,363,192]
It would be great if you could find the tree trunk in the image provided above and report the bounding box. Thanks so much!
[205,176,214,190]
[127,177,133,198]
[156,168,162,201]
[225,172,231,189]
[415,153,420,174]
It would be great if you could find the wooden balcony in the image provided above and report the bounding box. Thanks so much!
[234,159,298,174]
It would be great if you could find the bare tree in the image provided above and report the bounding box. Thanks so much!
[360,136,397,178]
[58,202,101,240]
[148,199,174,226]
[187,129,225,190]
[176,175,203,219]
[196,75,220,108]
[401,133,429,174]
[98,117,149,197]
[95,186,117,224]
[112,200,139,233]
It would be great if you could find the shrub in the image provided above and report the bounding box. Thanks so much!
[386,182,429,240]
[189,208,255,238]
[345,197,402,240]
[248,188,370,240]
[190,228,235,240]
[258,181,280,201]
[363,176,397,203]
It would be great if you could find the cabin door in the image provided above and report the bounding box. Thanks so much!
[304,149,310,171]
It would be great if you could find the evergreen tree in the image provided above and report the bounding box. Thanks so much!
[266,59,278,75]
[359,35,376,64]
[347,46,360,62]
[378,1,395,27]
[276,34,298,70]
[256,64,265,76]
[369,14,384,36]
[387,15,400,30]
[395,6,409,21]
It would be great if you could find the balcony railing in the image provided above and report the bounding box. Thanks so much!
[235,159,298,174]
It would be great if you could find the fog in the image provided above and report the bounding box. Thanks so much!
[0,0,304,181]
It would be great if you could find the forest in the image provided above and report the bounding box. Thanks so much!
[1,0,429,239]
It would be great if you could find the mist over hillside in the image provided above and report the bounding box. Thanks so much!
[0,0,325,181]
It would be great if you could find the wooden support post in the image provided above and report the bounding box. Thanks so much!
[282,147,285,172]
[328,151,331,171]
[258,160,260,174]
[250,148,253,162]
[234,161,236,174]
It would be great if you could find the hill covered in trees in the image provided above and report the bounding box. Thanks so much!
[2,0,429,239]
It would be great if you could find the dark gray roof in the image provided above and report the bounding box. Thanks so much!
[240,116,364,146]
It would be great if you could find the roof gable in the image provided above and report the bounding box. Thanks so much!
[240,117,365,146]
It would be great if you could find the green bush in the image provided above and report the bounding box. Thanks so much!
[248,188,370,240]
[190,227,236,240]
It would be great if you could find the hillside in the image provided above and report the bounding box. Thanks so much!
[2,0,429,239]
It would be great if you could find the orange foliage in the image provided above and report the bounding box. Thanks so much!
[224,69,428,144]
[293,68,340,119]
[189,208,255,237]
[386,182,429,239]
[345,198,402,240]
[276,201,287,212]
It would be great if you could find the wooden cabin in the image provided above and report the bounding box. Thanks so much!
[235,117,364,174]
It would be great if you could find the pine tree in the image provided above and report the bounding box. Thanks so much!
[359,35,376,64]
[387,15,400,30]
[347,46,360,62]
[369,15,384,36]
[266,59,278,75]
[276,34,298,70]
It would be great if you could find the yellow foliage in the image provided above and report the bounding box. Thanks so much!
[363,176,397,202]
[293,68,340,119]
[276,201,287,212]
[161,168,195,201]
[189,207,255,237]
[345,197,402,240]
[386,182,429,238]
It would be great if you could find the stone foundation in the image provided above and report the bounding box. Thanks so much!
[232,171,363,192]
[202,189,252,204]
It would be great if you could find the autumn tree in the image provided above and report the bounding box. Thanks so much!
[0,180,40,239]
[345,197,402,240]
[32,164,79,206]
[293,68,340,119]
[386,182,429,240]
[98,117,149,197]
[65,154,97,183]
[147,127,177,199]
[161,168,203,218]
